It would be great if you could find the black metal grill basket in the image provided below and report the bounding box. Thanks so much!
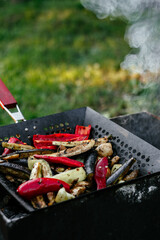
[0,107,160,240]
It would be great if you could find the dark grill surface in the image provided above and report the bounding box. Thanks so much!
[0,107,160,240]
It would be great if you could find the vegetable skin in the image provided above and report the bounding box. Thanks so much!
[17,178,70,200]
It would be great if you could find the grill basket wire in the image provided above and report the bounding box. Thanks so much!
[0,107,160,240]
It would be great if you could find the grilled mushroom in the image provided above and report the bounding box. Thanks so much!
[95,143,113,157]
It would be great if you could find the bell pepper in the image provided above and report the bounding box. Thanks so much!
[33,133,88,149]
[2,137,26,156]
[94,157,108,190]
[75,125,91,139]
[17,177,70,200]
[34,155,84,168]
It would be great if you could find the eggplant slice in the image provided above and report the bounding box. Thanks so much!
[0,162,30,180]
[0,173,34,212]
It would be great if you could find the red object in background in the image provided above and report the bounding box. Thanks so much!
[33,133,88,149]
[75,125,91,139]
[17,178,70,200]
[34,155,84,168]
[2,137,26,155]
[0,79,17,109]
[94,157,108,190]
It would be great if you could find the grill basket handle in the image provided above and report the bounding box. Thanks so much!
[0,79,25,123]
[0,79,17,109]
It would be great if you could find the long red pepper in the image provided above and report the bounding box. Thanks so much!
[17,178,70,200]
[75,125,91,139]
[2,137,26,155]
[34,155,84,168]
[94,157,108,190]
[33,133,88,149]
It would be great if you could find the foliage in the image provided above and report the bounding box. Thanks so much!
[0,0,139,125]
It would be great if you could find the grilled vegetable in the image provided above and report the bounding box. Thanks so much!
[41,162,55,206]
[51,136,108,148]
[1,149,55,160]
[74,181,91,188]
[106,158,136,186]
[96,143,113,157]
[2,137,26,156]
[52,167,87,184]
[31,195,47,209]
[47,192,56,206]
[110,156,120,168]
[111,164,122,174]
[34,155,84,168]
[45,139,95,158]
[75,125,91,139]
[94,157,109,190]
[30,162,47,208]
[84,150,97,183]
[2,142,35,151]
[70,186,86,196]
[30,162,42,180]
[123,169,139,181]
[28,157,53,177]
[0,162,30,180]
[55,187,75,203]
[33,133,89,149]
[17,178,70,200]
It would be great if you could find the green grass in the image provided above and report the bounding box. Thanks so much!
[0,0,139,125]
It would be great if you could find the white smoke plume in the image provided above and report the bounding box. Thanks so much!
[81,0,160,74]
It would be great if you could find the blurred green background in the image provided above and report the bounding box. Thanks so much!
[0,0,144,125]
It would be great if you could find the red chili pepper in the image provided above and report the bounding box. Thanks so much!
[2,137,26,155]
[34,155,84,168]
[17,178,70,200]
[75,125,91,139]
[94,157,108,190]
[33,133,88,149]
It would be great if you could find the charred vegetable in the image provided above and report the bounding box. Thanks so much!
[45,139,95,158]
[33,133,89,149]
[123,169,139,181]
[2,142,35,151]
[30,162,47,208]
[96,143,113,157]
[51,136,108,148]
[52,167,87,184]
[1,149,56,160]
[17,178,70,200]
[0,162,30,180]
[55,187,75,203]
[2,137,26,156]
[106,158,136,186]
[84,150,98,183]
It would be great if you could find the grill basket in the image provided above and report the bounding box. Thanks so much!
[0,107,160,240]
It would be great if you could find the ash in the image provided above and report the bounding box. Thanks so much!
[115,182,158,203]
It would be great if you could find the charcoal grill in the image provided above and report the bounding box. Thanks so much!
[112,111,160,149]
[0,107,160,240]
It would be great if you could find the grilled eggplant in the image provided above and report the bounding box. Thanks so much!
[1,149,56,160]
[84,150,97,183]
[106,158,136,186]
[0,162,30,180]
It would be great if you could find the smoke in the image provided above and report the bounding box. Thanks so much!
[81,0,160,74]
